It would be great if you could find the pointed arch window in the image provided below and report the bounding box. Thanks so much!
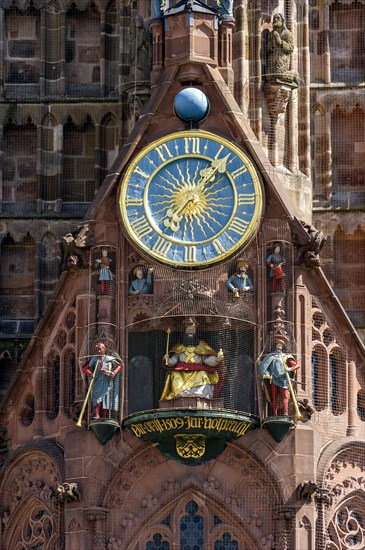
[136,496,257,549]
[180,500,204,549]
[329,2,365,83]
[3,119,37,206]
[46,352,60,420]
[65,3,101,96]
[4,5,40,98]
[62,117,96,202]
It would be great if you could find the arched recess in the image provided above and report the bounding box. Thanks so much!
[0,232,36,326]
[3,118,37,206]
[331,105,365,208]
[312,344,328,411]
[62,115,96,202]
[104,443,284,549]
[329,2,365,83]
[333,226,365,324]
[65,2,101,96]
[3,4,41,98]
[0,442,64,550]
[97,112,119,186]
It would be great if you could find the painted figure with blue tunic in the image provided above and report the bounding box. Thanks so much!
[259,338,299,416]
[226,261,253,297]
[129,266,153,295]
[83,341,123,418]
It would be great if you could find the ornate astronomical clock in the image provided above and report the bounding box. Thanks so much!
[119,86,265,463]
[118,130,262,269]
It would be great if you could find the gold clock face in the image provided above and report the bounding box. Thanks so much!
[119,131,262,268]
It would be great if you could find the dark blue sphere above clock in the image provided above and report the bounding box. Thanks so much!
[173,88,210,123]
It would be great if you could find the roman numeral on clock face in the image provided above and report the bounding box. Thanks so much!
[184,137,201,155]
[131,216,153,239]
[152,237,172,256]
[212,238,226,254]
[184,246,197,262]
[126,196,143,207]
[230,218,249,235]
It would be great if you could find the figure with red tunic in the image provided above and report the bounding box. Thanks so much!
[95,248,113,295]
[266,242,285,292]
[82,341,123,418]
[259,337,300,416]
[160,319,224,401]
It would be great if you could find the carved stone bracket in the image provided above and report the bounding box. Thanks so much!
[264,82,297,117]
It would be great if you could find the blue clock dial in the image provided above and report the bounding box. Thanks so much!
[119,131,262,268]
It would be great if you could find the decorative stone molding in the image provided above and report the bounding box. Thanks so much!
[328,476,365,506]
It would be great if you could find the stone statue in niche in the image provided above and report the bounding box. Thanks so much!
[265,13,298,86]
[128,15,149,83]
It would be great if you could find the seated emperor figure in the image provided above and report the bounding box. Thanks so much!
[160,319,224,401]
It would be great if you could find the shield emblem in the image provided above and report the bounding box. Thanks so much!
[174,434,206,459]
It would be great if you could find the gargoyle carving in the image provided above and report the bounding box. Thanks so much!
[297,480,319,500]
[61,221,94,271]
[292,218,326,268]
[56,481,81,503]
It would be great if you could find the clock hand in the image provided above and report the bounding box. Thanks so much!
[164,155,229,233]
[195,155,230,193]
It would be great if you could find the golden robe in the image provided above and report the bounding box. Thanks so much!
[160,340,220,401]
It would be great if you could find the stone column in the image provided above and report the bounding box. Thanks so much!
[273,507,296,550]
[320,6,331,84]
[313,109,332,207]
[347,360,358,436]
[84,508,109,550]
[315,487,332,550]
[100,8,106,97]
[0,8,4,97]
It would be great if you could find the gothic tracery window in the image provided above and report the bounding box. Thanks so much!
[327,499,365,550]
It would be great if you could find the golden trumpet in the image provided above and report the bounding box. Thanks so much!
[284,365,302,420]
[76,360,100,427]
